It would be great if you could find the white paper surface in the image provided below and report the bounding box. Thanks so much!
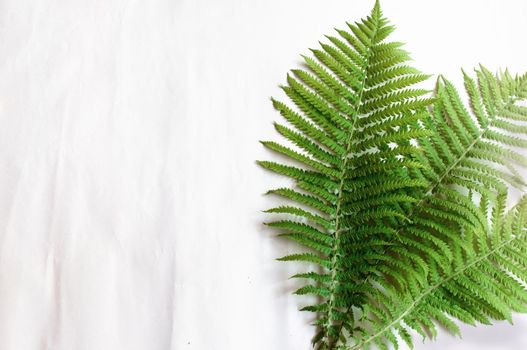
[0,0,526,349]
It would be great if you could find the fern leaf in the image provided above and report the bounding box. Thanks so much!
[348,196,527,350]
[259,2,434,348]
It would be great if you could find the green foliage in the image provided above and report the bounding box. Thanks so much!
[258,1,527,349]
[347,194,527,350]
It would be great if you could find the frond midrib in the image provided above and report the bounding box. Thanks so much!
[323,9,382,350]
[322,31,375,350]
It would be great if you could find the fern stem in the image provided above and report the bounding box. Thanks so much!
[423,136,481,202]
[322,65,367,350]
[322,9,381,350]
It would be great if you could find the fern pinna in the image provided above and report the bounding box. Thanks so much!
[258,1,527,349]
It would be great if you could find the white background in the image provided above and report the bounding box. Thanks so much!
[0,0,526,349]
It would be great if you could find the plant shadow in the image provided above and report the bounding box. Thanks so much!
[412,316,527,350]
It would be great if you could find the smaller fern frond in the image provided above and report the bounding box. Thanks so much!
[348,195,527,350]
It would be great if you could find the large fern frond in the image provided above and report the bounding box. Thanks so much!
[259,1,434,348]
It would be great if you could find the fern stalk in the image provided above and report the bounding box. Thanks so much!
[322,4,382,348]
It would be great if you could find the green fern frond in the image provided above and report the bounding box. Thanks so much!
[259,1,527,349]
[340,68,527,348]
[330,68,527,348]
[348,195,527,350]
[259,2,435,348]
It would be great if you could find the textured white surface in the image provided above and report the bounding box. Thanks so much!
[0,0,526,349]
